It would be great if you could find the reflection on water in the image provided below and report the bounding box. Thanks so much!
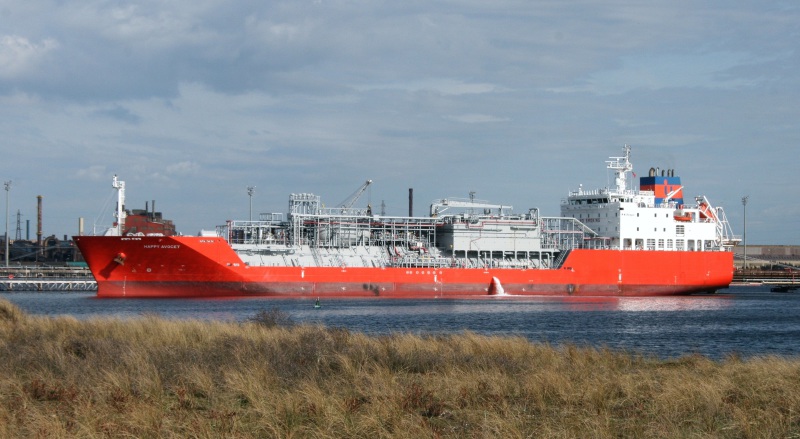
[1,285,799,359]
[614,295,733,312]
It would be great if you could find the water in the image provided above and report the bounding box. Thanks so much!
[3,285,799,360]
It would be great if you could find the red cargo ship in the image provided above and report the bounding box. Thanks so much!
[74,146,737,298]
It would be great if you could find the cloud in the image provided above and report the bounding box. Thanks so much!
[166,161,200,175]
[444,114,509,124]
[77,165,108,181]
[0,35,59,79]
[91,105,141,124]
[356,79,507,96]
[0,1,798,244]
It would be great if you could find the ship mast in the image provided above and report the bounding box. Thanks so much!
[112,175,126,236]
[606,144,633,193]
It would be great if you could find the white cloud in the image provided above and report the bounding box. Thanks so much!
[166,161,200,175]
[77,165,109,181]
[0,35,59,79]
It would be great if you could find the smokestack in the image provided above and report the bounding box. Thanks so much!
[408,188,413,217]
[37,195,43,254]
[78,217,84,236]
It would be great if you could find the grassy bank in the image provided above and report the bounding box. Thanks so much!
[1,299,799,438]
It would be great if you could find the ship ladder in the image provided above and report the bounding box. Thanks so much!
[552,249,571,269]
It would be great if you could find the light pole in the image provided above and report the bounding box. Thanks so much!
[741,195,748,271]
[4,181,11,267]
[247,186,255,222]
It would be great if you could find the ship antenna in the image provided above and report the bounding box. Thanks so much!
[606,144,633,193]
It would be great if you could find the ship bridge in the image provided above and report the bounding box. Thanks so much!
[561,145,736,252]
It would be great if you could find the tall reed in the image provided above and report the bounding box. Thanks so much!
[1,298,798,438]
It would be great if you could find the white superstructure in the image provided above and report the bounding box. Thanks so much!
[560,145,736,252]
[103,175,127,236]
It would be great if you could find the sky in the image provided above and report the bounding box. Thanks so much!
[0,0,797,245]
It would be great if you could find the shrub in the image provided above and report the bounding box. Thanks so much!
[246,307,294,328]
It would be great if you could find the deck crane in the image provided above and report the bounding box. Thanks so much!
[663,185,683,205]
[337,179,373,213]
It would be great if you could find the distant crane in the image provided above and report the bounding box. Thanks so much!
[337,179,373,211]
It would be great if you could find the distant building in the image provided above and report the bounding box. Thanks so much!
[733,245,800,268]
[1,235,76,264]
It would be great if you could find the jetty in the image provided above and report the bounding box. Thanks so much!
[0,266,96,291]
[733,268,799,292]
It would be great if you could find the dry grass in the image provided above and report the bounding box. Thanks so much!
[1,298,799,438]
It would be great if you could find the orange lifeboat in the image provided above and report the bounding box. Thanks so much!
[698,202,717,221]
[673,209,692,222]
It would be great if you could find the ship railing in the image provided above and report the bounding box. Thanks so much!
[566,188,640,198]
[655,200,681,209]
[257,213,284,222]
[289,213,442,248]
[389,255,451,268]
[538,217,597,250]
[567,188,610,197]
[316,207,372,217]
[221,222,291,246]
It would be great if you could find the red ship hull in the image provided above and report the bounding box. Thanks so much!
[74,235,734,298]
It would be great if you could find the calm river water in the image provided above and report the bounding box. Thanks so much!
[2,285,798,360]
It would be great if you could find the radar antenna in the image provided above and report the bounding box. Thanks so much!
[606,144,633,192]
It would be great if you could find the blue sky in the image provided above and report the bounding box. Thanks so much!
[0,0,797,244]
